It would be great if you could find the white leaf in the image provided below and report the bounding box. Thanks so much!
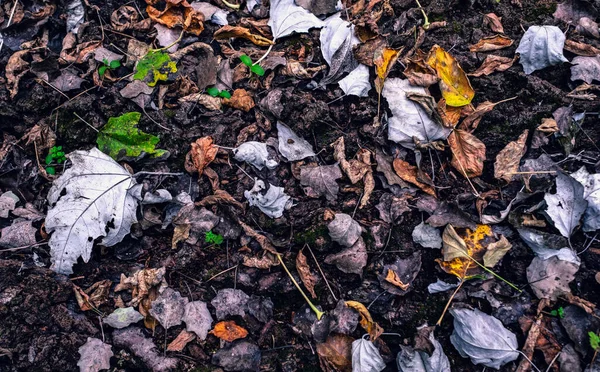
[339,64,371,97]
[328,213,362,247]
[427,279,458,294]
[352,337,386,372]
[382,78,451,149]
[234,141,278,170]
[319,13,359,86]
[77,337,113,372]
[450,308,519,369]
[571,166,600,231]
[183,301,213,340]
[268,0,324,41]
[527,255,579,300]
[544,172,588,237]
[397,331,451,372]
[516,25,568,74]
[67,0,85,34]
[244,179,291,218]
[412,221,442,249]
[103,307,144,329]
[277,122,316,161]
[46,148,141,274]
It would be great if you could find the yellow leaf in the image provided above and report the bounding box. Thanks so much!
[345,300,383,340]
[426,45,475,107]
[438,224,492,279]
[374,47,399,93]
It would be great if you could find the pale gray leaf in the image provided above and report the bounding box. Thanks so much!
[319,13,358,86]
[51,69,85,92]
[149,288,188,330]
[544,172,587,237]
[183,301,213,340]
[277,122,316,161]
[154,24,180,53]
[296,0,340,16]
[427,279,458,294]
[328,213,362,247]
[516,25,568,74]
[352,337,386,372]
[190,2,229,25]
[412,222,442,249]
[571,56,600,84]
[103,307,144,329]
[212,341,261,371]
[397,346,428,372]
[94,47,124,63]
[120,80,155,99]
[338,64,371,97]
[113,328,178,372]
[77,337,113,372]
[324,236,367,275]
[244,179,291,218]
[397,331,451,372]
[571,166,600,231]
[0,191,19,218]
[268,0,324,40]
[67,0,85,34]
[553,0,597,24]
[143,189,172,204]
[450,308,519,369]
[527,255,579,300]
[234,142,278,170]
[300,164,343,201]
[382,78,451,149]
[0,220,36,248]
[211,288,249,320]
[517,228,580,264]
[46,148,141,274]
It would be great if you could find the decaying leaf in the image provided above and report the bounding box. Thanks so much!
[319,13,360,87]
[469,35,513,52]
[331,137,371,184]
[516,26,568,74]
[214,25,273,46]
[186,136,218,174]
[393,158,436,196]
[437,224,494,279]
[300,164,343,201]
[397,328,451,372]
[223,89,255,112]
[317,334,353,372]
[328,213,362,247]
[210,321,249,342]
[352,337,386,372]
[179,93,223,110]
[113,328,178,371]
[149,288,188,330]
[244,179,291,218]
[426,45,475,107]
[447,130,486,178]
[234,141,278,170]
[212,341,261,371]
[483,13,504,33]
[570,55,600,84]
[571,166,600,231]
[146,0,204,36]
[470,55,515,77]
[379,252,422,296]
[103,307,144,329]
[564,39,600,56]
[297,249,318,298]
[412,221,442,249]
[544,172,587,237]
[183,301,213,340]
[77,337,113,372]
[494,129,529,183]
[403,51,439,87]
[482,235,512,267]
[345,300,384,340]
[277,122,316,161]
[325,236,368,275]
[527,255,579,300]
[45,148,141,274]
[167,330,195,352]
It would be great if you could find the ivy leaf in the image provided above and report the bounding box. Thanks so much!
[133,50,177,87]
[97,112,168,160]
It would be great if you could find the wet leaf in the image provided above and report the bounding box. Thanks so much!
[345,300,384,340]
[426,45,475,107]
[544,172,587,237]
[469,35,513,52]
[527,255,579,300]
[470,55,515,77]
[214,25,274,46]
[570,55,600,84]
[317,334,353,372]
[328,213,362,247]
[450,308,519,369]
[277,122,316,161]
[210,320,249,342]
[187,136,218,174]
[244,179,291,218]
[352,337,386,372]
[234,141,278,170]
[483,13,504,33]
[97,112,168,160]
[268,0,324,40]
[325,236,368,275]
[516,26,568,74]
[392,158,436,196]
[133,50,177,87]
[571,166,600,231]
[494,129,529,183]
[77,337,113,372]
[300,164,343,201]
[297,249,318,298]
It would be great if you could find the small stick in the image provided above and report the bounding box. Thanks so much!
[305,244,337,301]
[206,265,238,282]
[436,280,464,325]
[73,113,99,132]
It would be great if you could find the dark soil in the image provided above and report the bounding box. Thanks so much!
[1,0,600,370]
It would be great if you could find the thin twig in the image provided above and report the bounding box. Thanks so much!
[0,0,19,51]
[305,244,337,301]
[436,280,464,325]
[73,113,99,132]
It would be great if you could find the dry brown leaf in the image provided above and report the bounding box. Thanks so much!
[60,34,101,64]
[239,220,279,255]
[296,249,318,298]
[353,36,386,66]
[345,300,383,340]
[171,224,190,248]
[469,35,513,52]
[494,129,529,183]
[374,47,399,94]
[426,45,474,107]
[210,321,249,342]
[223,89,255,112]
[6,50,30,99]
[403,51,439,87]
[392,158,436,196]
[179,93,222,110]
[564,39,600,56]
[195,189,244,210]
[146,0,204,36]
[470,55,515,77]
[316,334,353,372]
[214,25,274,46]
[331,137,370,184]
[537,118,559,133]
[242,253,280,269]
[448,129,486,178]
[280,60,326,79]
[185,137,218,175]
[483,13,504,33]
[167,330,196,351]
[358,149,375,209]
[384,269,409,290]
[459,101,499,132]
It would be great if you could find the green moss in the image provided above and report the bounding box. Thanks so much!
[293,225,328,245]
[133,50,177,87]
[163,110,176,118]
[452,21,462,34]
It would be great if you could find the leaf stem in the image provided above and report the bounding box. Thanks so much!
[415,0,430,29]
[436,279,464,325]
[253,44,274,66]
[221,0,241,9]
[467,254,522,292]
[276,253,324,320]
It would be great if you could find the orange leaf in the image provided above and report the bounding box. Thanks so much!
[214,25,274,46]
[146,0,204,36]
[210,321,249,342]
[469,35,513,52]
[222,89,255,112]
[186,136,218,174]
[345,300,383,340]
[385,269,410,290]
[392,158,436,196]
[447,130,486,178]
[426,45,474,107]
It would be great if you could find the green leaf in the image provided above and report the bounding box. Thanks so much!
[250,64,265,76]
[133,50,177,87]
[109,60,121,69]
[218,90,231,99]
[45,153,54,165]
[239,54,253,67]
[46,166,56,175]
[205,231,224,245]
[99,65,107,77]
[102,58,109,65]
[590,332,600,350]
[96,112,168,160]
[207,87,220,97]
[557,307,565,318]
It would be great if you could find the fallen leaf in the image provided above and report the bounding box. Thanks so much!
[67,0,85,34]
[544,172,587,237]
[214,25,274,46]
[392,158,436,196]
[482,235,512,267]
[268,0,324,41]
[296,0,339,16]
[374,47,399,94]
[352,337,386,372]
[325,236,368,275]
[437,224,491,278]
[426,45,475,107]
[570,55,600,84]
[459,100,501,132]
[297,249,318,298]
[483,13,504,33]
[300,164,343,201]
[379,252,422,295]
[331,137,371,184]
[328,213,362,247]
[527,255,579,300]
[6,50,30,99]
[319,13,360,87]
[212,341,262,371]
[553,0,596,24]
[571,166,600,231]
[211,288,249,320]
[191,2,228,25]
[0,220,36,248]
[210,321,249,342]
[564,39,600,56]
[149,288,188,330]
[412,221,442,249]
[317,334,353,372]
[470,55,515,77]
[494,129,529,183]
[223,89,255,112]
[133,50,177,87]
[277,122,316,161]
[450,308,519,369]
[234,141,278,170]
[146,0,204,36]
[426,202,477,230]
[403,52,439,87]
[154,24,180,52]
[103,307,144,329]
[244,178,291,218]
[375,193,410,223]
[345,300,384,340]
[447,129,486,178]
[187,136,218,174]
[113,328,178,371]
[77,337,113,372]
[469,35,513,52]
[183,301,213,340]
[375,151,409,188]
[516,26,568,74]
[179,93,223,110]
[167,330,195,352]
[339,65,372,97]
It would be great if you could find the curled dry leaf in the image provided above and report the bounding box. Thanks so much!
[297,249,318,298]
[331,137,371,184]
[167,330,195,352]
[403,51,439,87]
[374,47,399,94]
[179,93,222,110]
[210,321,249,342]
[494,129,529,183]
[345,300,384,340]
[223,89,255,112]
[469,35,513,52]
[447,129,486,178]
[214,25,274,46]
[470,55,515,77]
[392,159,436,196]
[460,101,500,132]
[483,13,504,33]
[317,334,353,372]
[186,136,218,174]
[564,39,600,57]
[146,0,204,36]
[482,235,512,267]
[427,45,475,107]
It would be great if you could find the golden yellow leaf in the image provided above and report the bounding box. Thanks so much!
[437,224,492,279]
[210,320,249,342]
[213,25,274,46]
[426,45,475,107]
[374,47,399,93]
[385,269,410,290]
[345,300,383,340]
